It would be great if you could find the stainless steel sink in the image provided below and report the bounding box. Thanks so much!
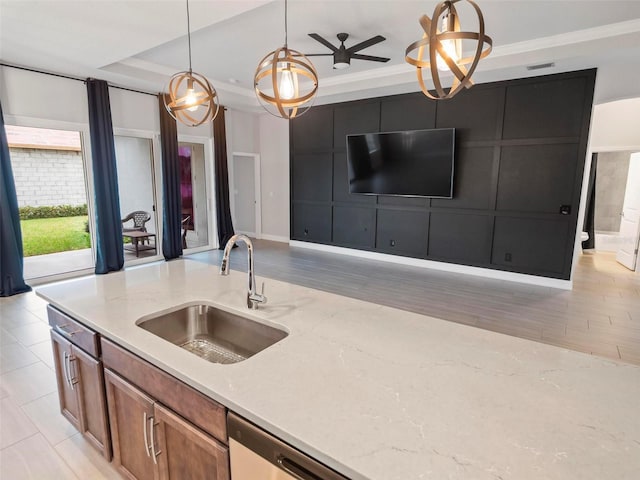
[137,304,288,364]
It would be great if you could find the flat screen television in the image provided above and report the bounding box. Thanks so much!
[346,128,455,198]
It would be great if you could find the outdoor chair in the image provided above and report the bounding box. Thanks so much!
[122,211,151,245]
[182,215,191,249]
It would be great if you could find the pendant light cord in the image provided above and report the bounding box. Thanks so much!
[284,0,288,48]
[186,0,193,72]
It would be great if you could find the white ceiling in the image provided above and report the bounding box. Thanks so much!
[2,0,640,111]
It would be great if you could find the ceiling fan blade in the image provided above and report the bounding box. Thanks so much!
[351,54,390,63]
[346,35,386,53]
[308,33,338,52]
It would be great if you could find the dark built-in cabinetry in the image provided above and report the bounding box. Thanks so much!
[290,69,596,279]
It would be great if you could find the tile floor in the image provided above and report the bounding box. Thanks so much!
[0,292,120,480]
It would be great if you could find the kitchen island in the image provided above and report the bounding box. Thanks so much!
[36,259,640,480]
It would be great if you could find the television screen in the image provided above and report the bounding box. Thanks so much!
[346,128,455,198]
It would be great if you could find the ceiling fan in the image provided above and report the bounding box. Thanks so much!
[306,33,390,69]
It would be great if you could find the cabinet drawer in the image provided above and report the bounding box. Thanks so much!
[101,338,227,443]
[48,305,100,357]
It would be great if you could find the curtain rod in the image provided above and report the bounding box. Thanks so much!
[0,62,158,97]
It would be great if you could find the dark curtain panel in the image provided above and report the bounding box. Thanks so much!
[86,79,124,274]
[582,153,597,250]
[0,100,32,296]
[158,94,183,260]
[213,107,235,248]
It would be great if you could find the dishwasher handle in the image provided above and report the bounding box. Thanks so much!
[277,455,323,480]
[227,412,349,480]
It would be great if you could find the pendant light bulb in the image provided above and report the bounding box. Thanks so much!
[185,78,198,111]
[436,14,461,71]
[279,67,295,100]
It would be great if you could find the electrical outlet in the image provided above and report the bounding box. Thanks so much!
[505,253,512,262]
[390,239,396,247]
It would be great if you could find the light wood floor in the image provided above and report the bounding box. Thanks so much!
[191,241,640,365]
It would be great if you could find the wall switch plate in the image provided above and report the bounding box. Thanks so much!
[390,240,396,247]
[505,253,512,262]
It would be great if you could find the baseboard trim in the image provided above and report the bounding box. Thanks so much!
[289,240,573,290]
[260,234,290,243]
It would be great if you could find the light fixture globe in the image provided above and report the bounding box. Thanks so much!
[254,46,318,119]
[405,0,492,100]
[164,70,219,127]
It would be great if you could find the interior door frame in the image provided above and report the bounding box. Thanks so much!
[230,151,262,238]
[178,134,216,253]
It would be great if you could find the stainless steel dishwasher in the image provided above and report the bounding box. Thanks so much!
[227,412,349,480]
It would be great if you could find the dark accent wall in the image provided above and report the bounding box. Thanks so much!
[290,69,596,280]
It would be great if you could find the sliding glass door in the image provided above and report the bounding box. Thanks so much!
[114,134,160,263]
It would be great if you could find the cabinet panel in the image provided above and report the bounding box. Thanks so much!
[334,101,379,150]
[291,153,333,202]
[105,369,156,480]
[155,404,230,480]
[333,153,376,204]
[436,86,502,142]
[73,346,111,459]
[380,93,436,132]
[291,106,333,151]
[428,213,493,264]
[376,209,428,256]
[101,338,227,444]
[503,76,587,139]
[51,330,81,430]
[332,206,375,248]
[432,146,495,209]
[292,203,332,243]
[492,217,569,275]
[496,144,578,213]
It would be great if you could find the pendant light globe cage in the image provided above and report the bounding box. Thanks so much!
[164,70,219,127]
[405,0,492,100]
[254,46,318,119]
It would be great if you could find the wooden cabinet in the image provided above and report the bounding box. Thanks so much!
[49,311,111,460]
[102,338,229,480]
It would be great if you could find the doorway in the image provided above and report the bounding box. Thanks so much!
[231,152,261,237]
[178,142,210,249]
[589,150,640,271]
[6,124,94,281]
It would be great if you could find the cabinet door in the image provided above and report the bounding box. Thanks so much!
[50,330,81,430]
[154,403,229,480]
[73,346,111,460]
[105,369,157,480]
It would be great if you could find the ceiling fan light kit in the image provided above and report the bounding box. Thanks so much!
[405,0,492,100]
[163,0,219,126]
[254,0,318,119]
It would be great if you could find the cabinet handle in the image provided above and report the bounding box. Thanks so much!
[62,352,70,387]
[276,455,322,480]
[149,417,161,464]
[143,412,152,457]
[56,324,82,336]
[67,355,76,391]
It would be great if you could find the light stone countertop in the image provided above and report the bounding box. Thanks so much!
[36,259,640,480]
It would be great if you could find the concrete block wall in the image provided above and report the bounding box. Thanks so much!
[10,147,87,207]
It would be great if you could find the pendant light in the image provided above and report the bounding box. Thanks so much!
[164,0,219,126]
[405,0,492,100]
[254,0,318,119]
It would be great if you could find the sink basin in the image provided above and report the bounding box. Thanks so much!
[137,304,288,364]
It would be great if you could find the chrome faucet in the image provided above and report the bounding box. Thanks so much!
[220,234,267,309]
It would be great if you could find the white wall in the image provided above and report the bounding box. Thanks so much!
[258,114,289,240]
[590,98,640,151]
[227,109,260,153]
[0,66,89,125]
[109,88,159,133]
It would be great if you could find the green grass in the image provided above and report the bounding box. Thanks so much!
[21,216,91,257]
